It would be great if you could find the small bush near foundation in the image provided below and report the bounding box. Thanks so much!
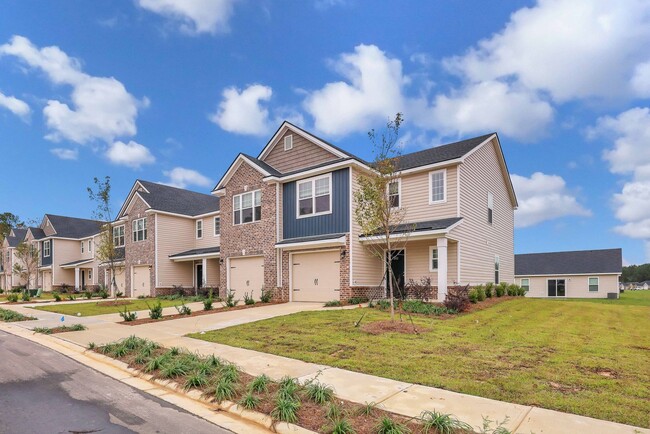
[260,287,272,303]
[119,307,137,322]
[115,291,124,298]
[84,291,92,300]
[476,285,486,301]
[506,284,518,296]
[7,293,19,302]
[443,286,470,313]
[468,289,479,304]
[67,294,77,301]
[496,283,507,297]
[517,285,526,296]
[324,300,342,307]
[484,283,494,298]
[203,298,213,311]
[347,297,369,305]
[21,292,31,302]
[243,291,255,305]
[401,300,450,315]
[223,289,239,308]
[59,283,70,293]
[404,277,434,301]
[99,288,109,299]
[53,292,62,302]
[376,299,398,311]
[175,302,192,315]
[147,301,163,319]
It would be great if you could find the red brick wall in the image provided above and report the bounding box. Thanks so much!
[123,196,155,297]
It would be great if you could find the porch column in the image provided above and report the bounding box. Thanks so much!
[74,267,80,291]
[202,258,207,287]
[437,238,448,301]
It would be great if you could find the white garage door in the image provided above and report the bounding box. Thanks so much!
[229,256,264,301]
[132,265,151,298]
[292,250,340,302]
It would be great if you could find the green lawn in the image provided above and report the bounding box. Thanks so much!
[33,298,196,316]
[191,292,650,428]
[0,292,57,301]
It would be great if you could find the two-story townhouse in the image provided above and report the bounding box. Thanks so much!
[212,122,517,302]
[108,180,220,297]
[34,214,103,291]
[0,228,28,290]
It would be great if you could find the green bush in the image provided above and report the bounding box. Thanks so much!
[496,283,507,297]
[175,303,192,315]
[84,291,92,300]
[476,286,486,301]
[305,381,334,404]
[324,300,342,307]
[223,289,239,308]
[99,288,109,299]
[147,301,163,319]
[517,285,527,296]
[260,287,272,303]
[485,283,494,298]
[21,292,31,302]
[7,293,19,302]
[401,300,450,315]
[243,291,255,306]
[203,298,213,311]
[119,307,137,322]
[53,292,62,302]
[468,289,479,304]
[347,297,369,305]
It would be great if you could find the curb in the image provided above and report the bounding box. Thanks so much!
[0,323,315,434]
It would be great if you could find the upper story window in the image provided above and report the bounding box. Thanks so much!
[81,241,85,254]
[133,218,147,242]
[487,192,494,224]
[297,174,331,218]
[43,240,51,257]
[88,240,92,252]
[214,217,220,235]
[233,190,261,225]
[429,169,446,204]
[113,225,125,247]
[588,277,599,292]
[284,135,293,150]
[388,179,401,209]
[196,220,203,239]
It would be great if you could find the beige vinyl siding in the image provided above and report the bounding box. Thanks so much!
[520,274,619,298]
[52,239,84,285]
[156,214,194,287]
[350,167,383,286]
[43,217,56,237]
[263,130,339,173]
[205,258,220,287]
[195,214,220,249]
[404,239,458,285]
[399,165,458,221]
[453,138,515,285]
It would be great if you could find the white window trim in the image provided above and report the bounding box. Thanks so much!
[428,169,447,204]
[196,219,203,239]
[214,216,220,236]
[588,276,599,292]
[43,240,51,258]
[388,178,401,210]
[133,217,147,242]
[88,240,92,252]
[546,278,567,297]
[113,225,125,247]
[284,134,293,151]
[233,190,262,226]
[429,246,438,272]
[494,255,500,284]
[520,278,530,288]
[487,192,494,225]
[81,241,84,254]
[296,172,333,219]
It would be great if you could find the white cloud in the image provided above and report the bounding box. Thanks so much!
[631,61,650,97]
[0,35,147,145]
[136,0,237,35]
[0,91,30,120]
[511,172,591,228]
[303,44,405,136]
[425,80,553,141]
[105,140,155,168]
[613,181,650,224]
[444,0,650,102]
[210,84,273,136]
[50,148,78,160]
[162,167,213,188]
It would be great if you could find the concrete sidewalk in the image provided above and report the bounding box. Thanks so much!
[5,301,649,433]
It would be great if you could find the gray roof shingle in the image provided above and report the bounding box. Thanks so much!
[29,227,46,240]
[515,249,622,276]
[137,180,220,217]
[169,246,220,258]
[6,228,27,247]
[46,215,103,239]
[276,233,347,245]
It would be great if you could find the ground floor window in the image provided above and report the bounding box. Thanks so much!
[588,277,599,291]
[547,279,566,297]
[520,278,530,292]
[494,255,500,284]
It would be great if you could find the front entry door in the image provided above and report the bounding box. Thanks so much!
[81,270,86,290]
[196,263,203,289]
[386,250,405,298]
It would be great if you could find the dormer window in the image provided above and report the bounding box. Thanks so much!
[284,135,293,151]
[297,174,331,218]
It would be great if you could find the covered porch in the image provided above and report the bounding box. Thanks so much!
[60,259,95,291]
[168,247,220,290]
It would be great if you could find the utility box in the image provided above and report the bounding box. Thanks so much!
[607,292,618,299]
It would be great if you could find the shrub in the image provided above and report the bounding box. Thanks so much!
[220,364,240,383]
[147,301,163,319]
[260,287,272,303]
[305,381,334,404]
[53,292,62,302]
[175,302,192,315]
[327,403,343,421]
[239,391,260,410]
[420,410,472,434]
[184,372,208,390]
[214,378,237,402]
[495,283,507,298]
[357,402,377,417]
[116,290,124,298]
[375,416,409,434]
[119,307,137,322]
[0,307,35,321]
[67,294,76,301]
[271,397,300,423]
[21,292,30,302]
[517,285,526,296]
[7,293,19,302]
[485,283,494,298]
[324,300,342,307]
[99,288,109,299]
[87,342,96,350]
[223,289,239,308]
[59,283,70,293]
[249,374,271,393]
[404,277,433,301]
[468,289,479,304]
[401,300,449,315]
[160,360,189,379]
[203,298,213,311]
[347,297,369,305]
[376,299,397,311]
[330,419,356,434]
[476,285,486,301]
[443,286,470,313]
[277,376,299,401]
[84,291,92,300]
[243,291,255,305]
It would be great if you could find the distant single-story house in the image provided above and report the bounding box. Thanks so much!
[515,248,622,299]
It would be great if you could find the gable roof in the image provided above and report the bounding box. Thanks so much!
[45,214,103,239]
[134,180,220,217]
[28,227,46,240]
[258,121,355,161]
[515,248,622,276]
[6,228,27,247]
[212,154,283,193]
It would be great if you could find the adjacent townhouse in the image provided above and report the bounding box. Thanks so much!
[33,214,103,291]
[0,228,28,290]
[212,122,517,302]
[103,180,220,297]
[515,248,622,298]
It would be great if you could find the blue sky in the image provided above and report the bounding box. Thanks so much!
[1,0,649,264]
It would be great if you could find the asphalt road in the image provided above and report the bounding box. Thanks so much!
[0,330,232,434]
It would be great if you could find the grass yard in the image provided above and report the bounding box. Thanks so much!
[191,292,650,428]
[0,292,57,301]
[33,298,196,316]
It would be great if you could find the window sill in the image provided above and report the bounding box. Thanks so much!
[296,210,332,220]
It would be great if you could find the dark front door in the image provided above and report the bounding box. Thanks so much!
[81,270,86,290]
[196,264,203,289]
[386,250,405,298]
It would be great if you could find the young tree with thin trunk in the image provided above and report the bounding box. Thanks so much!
[13,241,39,290]
[88,176,119,297]
[354,113,414,321]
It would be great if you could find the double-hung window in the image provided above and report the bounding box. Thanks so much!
[88,240,92,252]
[494,255,500,284]
[520,278,530,293]
[233,190,261,225]
[214,217,220,235]
[429,247,438,271]
[81,241,84,254]
[588,277,599,292]
[113,225,125,247]
[429,169,446,203]
[388,179,400,209]
[196,220,203,239]
[133,218,147,242]
[297,174,331,217]
[43,240,51,257]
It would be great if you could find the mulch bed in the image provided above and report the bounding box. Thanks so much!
[119,301,285,326]
[43,326,84,335]
[362,320,424,335]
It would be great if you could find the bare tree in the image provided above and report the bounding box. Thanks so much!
[354,113,414,320]
[88,176,119,297]
[13,241,39,290]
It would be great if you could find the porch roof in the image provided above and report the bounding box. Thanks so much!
[359,217,463,243]
[275,233,347,251]
[169,246,220,261]
[60,258,93,269]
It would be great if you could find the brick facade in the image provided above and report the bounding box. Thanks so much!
[218,162,278,299]
[123,196,156,296]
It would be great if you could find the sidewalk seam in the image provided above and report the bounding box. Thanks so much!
[510,406,534,434]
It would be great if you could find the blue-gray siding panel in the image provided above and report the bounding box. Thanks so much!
[283,168,350,239]
[41,240,52,266]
